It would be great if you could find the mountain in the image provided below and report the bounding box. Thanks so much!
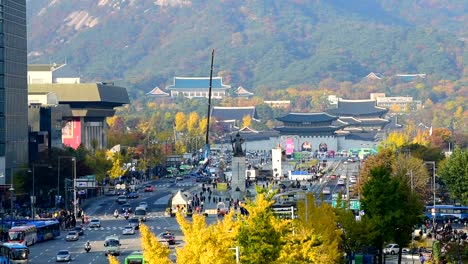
[26,0,467,93]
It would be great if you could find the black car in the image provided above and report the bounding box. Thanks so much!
[195,176,210,183]
[74,226,84,236]
[128,217,140,230]
[127,192,139,199]
[121,203,133,213]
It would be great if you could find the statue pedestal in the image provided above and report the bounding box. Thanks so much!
[230,156,246,196]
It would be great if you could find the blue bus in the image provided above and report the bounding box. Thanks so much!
[0,243,29,263]
[425,205,468,222]
[28,220,60,242]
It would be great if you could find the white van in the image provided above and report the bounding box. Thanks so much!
[104,235,121,256]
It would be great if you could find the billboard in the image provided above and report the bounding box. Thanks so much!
[62,118,81,149]
[285,138,294,155]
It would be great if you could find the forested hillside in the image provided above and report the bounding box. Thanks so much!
[27,0,466,93]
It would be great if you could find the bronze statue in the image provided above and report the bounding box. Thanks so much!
[231,132,245,157]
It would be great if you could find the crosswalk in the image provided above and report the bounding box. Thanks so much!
[91,212,166,221]
[153,183,199,188]
[82,225,163,231]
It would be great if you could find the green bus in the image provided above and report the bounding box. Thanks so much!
[125,251,144,264]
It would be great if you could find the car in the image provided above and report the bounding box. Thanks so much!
[349,176,357,184]
[122,226,135,235]
[144,185,154,192]
[128,217,140,230]
[383,244,400,255]
[117,195,127,204]
[121,203,133,213]
[139,202,148,210]
[176,176,183,181]
[340,174,347,179]
[127,192,139,199]
[116,190,126,195]
[65,231,79,241]
[74,226,84,236]
[330,174,337,179]
[322,187,331,195]
[158,232,176,245]
[89,219,101,228]
[337,179,345,185]
[195,176,210,183]
[56,250,71,262]
[105,190,116,196]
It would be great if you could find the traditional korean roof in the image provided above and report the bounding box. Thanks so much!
[167,77,231,90]
[344,132,379,141]
[276,112,338,124]
[365,72,383,80]
[326,99,388,117]
[358,118,390,126]
[212,106,258,122]
[274,125,341,135]
[235,86,254,97]
[146,86,170,97]
[239,126,259,133]
[336,117,361,125]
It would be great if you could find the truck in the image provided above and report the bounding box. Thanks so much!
[134,206,147,222]
[104,235,121,256]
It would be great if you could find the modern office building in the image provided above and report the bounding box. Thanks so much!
[0,0,29,185]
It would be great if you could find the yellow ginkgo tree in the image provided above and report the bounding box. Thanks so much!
[175,211,239,264]
[140,223,172,264]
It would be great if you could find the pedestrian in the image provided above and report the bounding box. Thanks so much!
[419,253,425,264]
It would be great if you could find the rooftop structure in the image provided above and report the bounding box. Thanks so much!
[166,77,231,99]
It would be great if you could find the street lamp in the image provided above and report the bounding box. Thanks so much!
[424,161,436,228]
[58,156,76,207]
[29,163,52,220]
[72,157,77,217]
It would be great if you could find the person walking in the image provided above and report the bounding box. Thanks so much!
[419,253,425,264]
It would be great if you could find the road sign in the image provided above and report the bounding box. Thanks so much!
[350,200,360,210]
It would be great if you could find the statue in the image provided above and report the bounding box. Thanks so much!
[231,132,245,157]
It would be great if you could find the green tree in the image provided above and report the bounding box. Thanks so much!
[84,149,112,182]
[438,147,468,204]
[361,166,423,264]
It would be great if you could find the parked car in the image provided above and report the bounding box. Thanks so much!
[122,226,135,235]
[144,185,154,192]
[56,250,71,262]
[127,192,139,199]
[158,232,176,245]
[66,231,79,241]
[89,219,101,228]
[74,226,84,236]
[383,244,400,255]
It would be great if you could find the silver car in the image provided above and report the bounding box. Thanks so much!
[65,231,79,241]
[122,226,135,235]
[89,219,101,228]
[56,250,71,262]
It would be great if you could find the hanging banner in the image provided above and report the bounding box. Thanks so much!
[286,138,294,155]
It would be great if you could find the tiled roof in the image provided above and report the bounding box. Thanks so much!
[358,118,390,126]
[212,106,258,121]
[146,87,169,97]
[167,77,231,90]
[277,112,338,123]
[337,117,361,125]
[344,132,379,141]
[326,99,388,117]
[274,126,341,135]
[235,86,254,97]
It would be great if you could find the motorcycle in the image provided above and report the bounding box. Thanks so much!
[124,213,129,220]
[84,244,91,253]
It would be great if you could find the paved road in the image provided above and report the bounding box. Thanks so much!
[28,177,202,263]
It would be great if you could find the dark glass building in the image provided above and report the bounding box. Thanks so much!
[0,0,28,185]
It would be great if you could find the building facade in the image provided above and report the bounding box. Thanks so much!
[0,0,28,185]
[166,77,231,99]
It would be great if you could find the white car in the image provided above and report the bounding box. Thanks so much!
[340,174,347,179]
[383,244,400,255]
[56,250,71,262]
[337,179,345,185]
[322,187,331,195]
[349,177,357,184]
[139,202,148,210]
[122,226,135,235]
[65,231,79,241]
[89,219,101,228]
